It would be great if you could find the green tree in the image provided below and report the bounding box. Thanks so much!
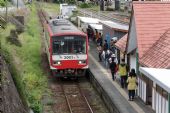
[66,0,76,4]
[0,0,6,6]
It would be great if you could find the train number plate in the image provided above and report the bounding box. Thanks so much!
[64,56,74,59]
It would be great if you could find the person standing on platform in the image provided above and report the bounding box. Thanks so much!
[97,33,102,46]
[106,50,113,68]
[103,40,109,67]
[110,39,116,54]
[119,59,128,88]
[95,30,99,42]
[127,70,137,101]
[103,40,108,51]
[97,45,103,62]
[109,54,117,80]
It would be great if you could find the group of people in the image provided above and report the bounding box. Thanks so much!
[119,59,138,101]
[87,26,137,101]
[96,36,137,101]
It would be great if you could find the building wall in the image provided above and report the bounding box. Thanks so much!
[102,24,126,48]
[152,85,169,113]
[127,14,137,54]
[138,72,169,113]
[114,31,127,40]
[138,77,147,103]
[102,25,115,47]
[129,50,137,71]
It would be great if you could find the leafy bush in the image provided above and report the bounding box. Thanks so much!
[106,7,114,11]
[1,3,48,113]
[0,0,5,6]
[66,0,76,4]
[23,73,46,113]
[79,3,91,8]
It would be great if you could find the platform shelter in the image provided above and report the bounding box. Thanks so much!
[139,67,170,113]
[77,16,100,33]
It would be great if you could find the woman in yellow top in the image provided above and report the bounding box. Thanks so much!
[127,69,137,101]
[119,59,128,88]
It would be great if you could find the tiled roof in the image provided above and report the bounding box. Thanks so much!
[115,34,128,52]
[133,2,170,58]
[140,29,170,68]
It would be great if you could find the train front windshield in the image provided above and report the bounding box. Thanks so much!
[52,35,86,54]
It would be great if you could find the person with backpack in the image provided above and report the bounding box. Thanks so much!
[119,59,128,88]
[127,69,137,101]
[105,50,111,68]
[109,54,117,80]
[103,40,108,51]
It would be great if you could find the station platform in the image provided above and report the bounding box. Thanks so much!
[88,40,155,113]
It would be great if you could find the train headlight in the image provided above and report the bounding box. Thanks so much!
[53,61,61,65]
[78,60,86,64]
[57,61,61,65]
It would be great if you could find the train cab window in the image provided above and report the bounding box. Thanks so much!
[53,40,62,54]
[74,40,85,54]
[52,35,86,54]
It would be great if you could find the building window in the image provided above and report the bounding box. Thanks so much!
[162,89,168,100]
[156,85,162,95]
[156,85,168,100]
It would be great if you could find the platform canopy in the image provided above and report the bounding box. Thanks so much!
[78,16,100,24]
[100,20,128,32]
[89,24,103,30]
[139,67,170,93]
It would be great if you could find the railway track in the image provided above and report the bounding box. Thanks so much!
[37,3,49,28]
[49,77,104,113]
[78,9,129,24]
[61,81,94,113]
[37,5,109,113]
[0,55,3,113]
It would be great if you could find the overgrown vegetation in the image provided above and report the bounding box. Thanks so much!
[65,0,76,4]
[53,0,75,4]
[6,29,22,47]
[0,0,11,7]
[79,2,93,8]
[0,0,5,6]
[1,3,48,113]
[41,2,60,15]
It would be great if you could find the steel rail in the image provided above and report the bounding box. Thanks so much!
[36,2,48,28]
[85,8,129,17]
[76,79,94,113]
[62,85,74,113]
[78,9,129,25]
[78,85,94,113]
[61,82,94,113]
[0,56,4,113]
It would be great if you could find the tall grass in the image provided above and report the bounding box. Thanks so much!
[41,2,60,15]
[1,3,48,113]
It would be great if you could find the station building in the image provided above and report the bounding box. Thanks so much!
[124,2,170,113]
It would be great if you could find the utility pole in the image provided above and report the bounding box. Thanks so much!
[100,0,104,11]
[5,0,8,21]
[115,0,120,10]
[17,0,18,9]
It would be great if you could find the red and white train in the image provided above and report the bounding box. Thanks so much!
[44,18,88,77]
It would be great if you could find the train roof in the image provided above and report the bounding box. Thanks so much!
[48,18,85,36]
